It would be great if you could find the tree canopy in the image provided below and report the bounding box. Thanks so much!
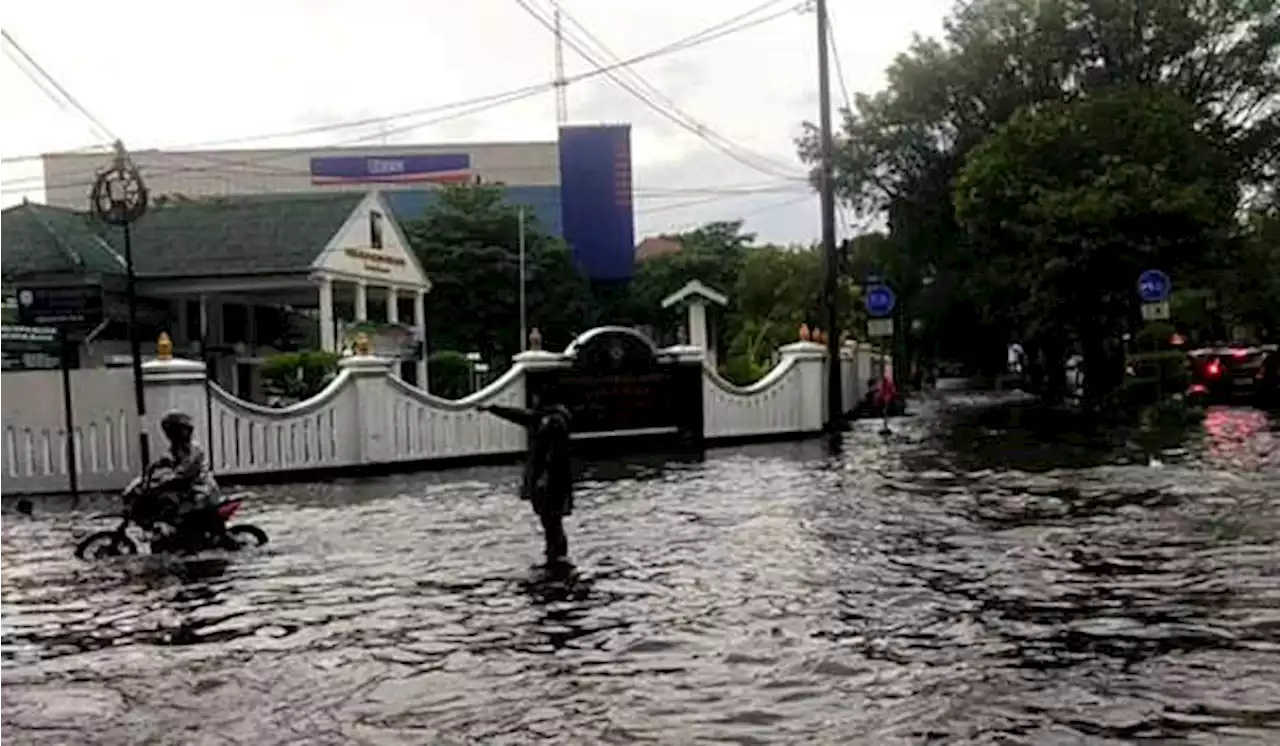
[401,184,596,363]
[797,0,1280,383]
[400,187,865,389]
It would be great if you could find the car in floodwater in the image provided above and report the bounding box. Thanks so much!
[1187,343,1278,402]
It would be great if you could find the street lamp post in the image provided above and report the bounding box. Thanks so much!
[90,141,151,467]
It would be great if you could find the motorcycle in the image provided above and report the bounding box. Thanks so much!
[74,461,269,560]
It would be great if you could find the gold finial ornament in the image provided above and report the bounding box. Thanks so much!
[354,332,371,356]
[799,324,811,341]
[156,332,173,360]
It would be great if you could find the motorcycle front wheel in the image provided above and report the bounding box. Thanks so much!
[74,531,139,560]
[225,525,269,549]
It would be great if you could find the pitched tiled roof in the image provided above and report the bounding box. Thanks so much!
[635,236,683,262]
[2,193,364,282]
[111,192,365,278]
[1,201,126,282]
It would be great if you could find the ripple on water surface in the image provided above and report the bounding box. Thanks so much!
[3,398,1279,744]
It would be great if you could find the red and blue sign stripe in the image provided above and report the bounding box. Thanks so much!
[309,154,472,186]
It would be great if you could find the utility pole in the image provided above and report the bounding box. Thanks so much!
[816,0,842,433]
[553,8,568,125]
[518,207,528,352]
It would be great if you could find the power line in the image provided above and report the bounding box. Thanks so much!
[826,9,853,114]
[5,7,809,197]
[0,28,117,144]
[550,0,804,179]
[636,183,809,214]
[2,5,800,167]
[2,87,551,193]
[539,0,806,180]
[516,0,808,182]
[662,192,814,234]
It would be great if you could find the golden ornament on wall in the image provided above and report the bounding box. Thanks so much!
[156,332,173,360]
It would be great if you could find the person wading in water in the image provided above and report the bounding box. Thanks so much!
[478,399,574,571]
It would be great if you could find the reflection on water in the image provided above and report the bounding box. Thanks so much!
[3,396,1279,744]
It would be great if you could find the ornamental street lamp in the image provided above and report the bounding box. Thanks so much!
[90,141,151,467]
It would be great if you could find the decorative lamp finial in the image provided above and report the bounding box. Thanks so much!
[156,332,173,360]
[354,332,371,356]
[799,323,811,341]
[529,327,543,351]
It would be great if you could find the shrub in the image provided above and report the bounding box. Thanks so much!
[259,350,340,402]
[720,354,768,386]
[428,350,474,399]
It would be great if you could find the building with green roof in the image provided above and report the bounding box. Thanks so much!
[2,190,432,396]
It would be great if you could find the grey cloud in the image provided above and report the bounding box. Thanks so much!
[632,147,817,245]
[430,116,485,142]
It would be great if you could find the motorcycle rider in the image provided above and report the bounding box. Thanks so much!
[146,410,225,545]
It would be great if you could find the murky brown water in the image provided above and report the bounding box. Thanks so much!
[3,397,1279,744]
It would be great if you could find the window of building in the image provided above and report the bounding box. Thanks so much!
[369,210,384,249]
[222,304,249,344]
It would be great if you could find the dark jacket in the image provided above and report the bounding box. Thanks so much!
[486,405,574,516]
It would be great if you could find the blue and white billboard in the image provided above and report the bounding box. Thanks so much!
[310,154,472,186]
[558,125,636,282]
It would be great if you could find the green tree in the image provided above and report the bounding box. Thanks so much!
[427,350,476,399]
[797,0,1280,374]
[620,221,757,341]
[953,89,1238,406]
[731,244,861,368]
[401,184,599,362]
[1221,209,1280,339]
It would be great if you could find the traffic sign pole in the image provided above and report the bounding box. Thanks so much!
[864,282,897,434]
[1137,269,1172,402]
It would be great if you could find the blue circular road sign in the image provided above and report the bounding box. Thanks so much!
[865,285,896,318]
[1137,269,1171,303]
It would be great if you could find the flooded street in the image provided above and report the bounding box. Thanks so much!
[3,395,1279,744]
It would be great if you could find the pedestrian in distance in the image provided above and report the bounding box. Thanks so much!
[477,398,575,573]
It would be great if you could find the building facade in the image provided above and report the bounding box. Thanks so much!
[41,125,637,282]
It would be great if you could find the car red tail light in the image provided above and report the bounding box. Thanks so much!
[1206,359,1222,378]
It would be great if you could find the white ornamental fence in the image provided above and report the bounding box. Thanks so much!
[2,332,881,496]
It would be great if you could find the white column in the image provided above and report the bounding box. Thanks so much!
[199,294,210,342]
[414,289,427,388]
[354,281,368,322]
[386,288,400,378]
[318,276,336,352]
[688,301,709,364]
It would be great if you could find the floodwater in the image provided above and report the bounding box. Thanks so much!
[3,395,1279,745]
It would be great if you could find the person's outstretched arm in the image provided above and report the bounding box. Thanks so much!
[479,404,539,429]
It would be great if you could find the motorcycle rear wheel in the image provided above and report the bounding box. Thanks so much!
[74,531,139,560]
[226,525,269,549]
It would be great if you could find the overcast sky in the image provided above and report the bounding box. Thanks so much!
[0,0,949,244]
